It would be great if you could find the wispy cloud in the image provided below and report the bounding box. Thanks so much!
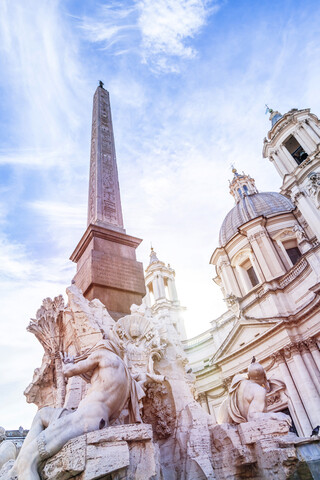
[81,0,219,72]
[0,0,88,148]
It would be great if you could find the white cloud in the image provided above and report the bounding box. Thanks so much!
[81,0,219,72]
[138,0,214,69]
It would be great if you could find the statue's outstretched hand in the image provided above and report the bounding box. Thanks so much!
[60,352,74,364]
[60,352,75,379]
[271,411,292,426]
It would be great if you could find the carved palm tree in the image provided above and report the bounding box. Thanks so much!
[27,295,66,407]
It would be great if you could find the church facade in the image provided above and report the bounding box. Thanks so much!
[146,108,320,436]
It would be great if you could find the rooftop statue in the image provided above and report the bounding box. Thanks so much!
[217,359,291,425]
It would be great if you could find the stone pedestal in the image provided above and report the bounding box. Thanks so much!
[70,224,146,319]
[40,424,160,480]
[211,419,320,480]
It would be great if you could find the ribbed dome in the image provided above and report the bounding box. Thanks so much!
[219,192,295,246]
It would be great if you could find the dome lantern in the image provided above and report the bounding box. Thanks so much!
[229,168,258,204]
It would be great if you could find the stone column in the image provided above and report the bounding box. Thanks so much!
[294,128,313,153]
[220,260,242,297]
[305,338,320,372]
[269,154,286,178]
[167,278,178,302]
[198,392,210,414]
[248,231,285,280]
[152,277,161,300]
[279,145,297,171]
[291,191,320,243]
[284,343,320,428]
[299,342,320,396]
[305,118,320,139]
[273,352,311,436]
[302,121,320,146]
[156,275,166,299]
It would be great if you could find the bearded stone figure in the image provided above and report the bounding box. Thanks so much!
[217,359,291,425]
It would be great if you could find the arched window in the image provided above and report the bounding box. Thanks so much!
[243,185,249,195]
[284,135,308,165]
[231,249,261,295]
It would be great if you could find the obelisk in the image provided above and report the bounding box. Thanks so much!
[70,83,146,319]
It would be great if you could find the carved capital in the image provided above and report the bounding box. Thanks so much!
[283,345,293,360]
[299,341,310,355]
[305,337,319,352]
[290,343,301,356]
[222,377,232,389]
[272,351,286,364]
[306,172,320,198]
[291,191,306,203]
[198,392,207,403]
[248,231,266,243]
[220,260,230,269]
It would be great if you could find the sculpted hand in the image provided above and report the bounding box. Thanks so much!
[62,362,74,378]
[60,352,74,364]
[60,352,75,378]
[271,412,292,426]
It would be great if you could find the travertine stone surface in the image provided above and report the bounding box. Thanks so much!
[40,425,157,480]
[42,435,86,480]
[210,418,320,480]
[238,418,289,444]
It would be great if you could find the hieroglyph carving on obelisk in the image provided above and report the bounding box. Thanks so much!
[88,85,125,232]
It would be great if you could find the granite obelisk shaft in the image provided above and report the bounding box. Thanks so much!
[87,86,124,231]
[70,85,146,319]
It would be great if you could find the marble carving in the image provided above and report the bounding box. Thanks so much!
[218,359,291,425]
[2,286,318,480]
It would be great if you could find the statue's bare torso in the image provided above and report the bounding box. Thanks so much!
[8,347,133,480]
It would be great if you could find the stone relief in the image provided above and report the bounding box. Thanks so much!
[111,304,165,390]
[87,87,123,228]
[224,293,241,318]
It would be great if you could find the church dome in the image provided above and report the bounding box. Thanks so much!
[219,191,295,246]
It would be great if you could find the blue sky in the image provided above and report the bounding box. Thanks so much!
[1,0,320,427]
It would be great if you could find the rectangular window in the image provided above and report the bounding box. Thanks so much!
[284,135,307,165]
[247,266,259,287]
[286,247,301,266]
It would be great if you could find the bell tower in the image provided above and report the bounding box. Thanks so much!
[70,83,146,319]
[144,248,187,340]
[263,107,320,243]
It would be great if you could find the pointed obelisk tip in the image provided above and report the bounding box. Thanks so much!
[99,80,104,89]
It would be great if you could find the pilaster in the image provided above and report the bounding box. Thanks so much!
[284,343,320,427]
[272,351,311,436]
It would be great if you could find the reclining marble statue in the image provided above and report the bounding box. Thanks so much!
[6,334,144,480]
[217,359,291,425]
